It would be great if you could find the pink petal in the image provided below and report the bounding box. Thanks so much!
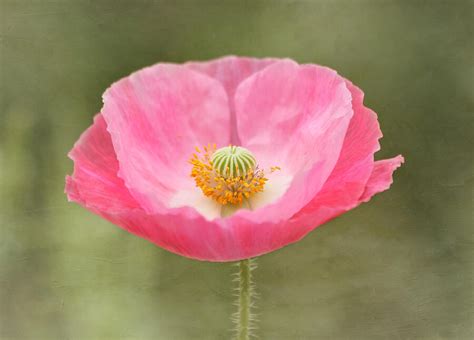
[281,83,401,250]
[185,56,277,144]
[298,80,383,214]
[185,55,277,100]
[232,60,354,222]
[66,114,140,212]
[101,64,231,214]
[360,155,404,202]
[330,81,382,182]
[258,155,404,257]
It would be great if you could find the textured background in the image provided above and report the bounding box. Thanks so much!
[1,1,472,339]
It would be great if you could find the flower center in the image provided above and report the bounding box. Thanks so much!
[212,145,256,178]
[189,144,269,206]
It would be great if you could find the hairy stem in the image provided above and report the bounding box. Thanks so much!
[232,258,257,340]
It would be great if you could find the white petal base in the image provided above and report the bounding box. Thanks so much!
[169,171,292,220]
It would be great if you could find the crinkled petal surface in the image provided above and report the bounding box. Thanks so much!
[232,60,354,223]
[66,56,404,262]
[360,155,405,202]
[66,114,139,212]
[185,56,277,144]
[101,63,231,214]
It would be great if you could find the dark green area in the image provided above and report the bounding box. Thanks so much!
[1,0,472,339]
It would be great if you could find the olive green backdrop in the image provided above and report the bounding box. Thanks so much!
[1,0,472,339]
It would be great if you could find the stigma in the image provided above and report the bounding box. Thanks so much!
[189,144,268,206]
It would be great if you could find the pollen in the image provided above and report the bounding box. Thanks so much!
[189,144,269,206]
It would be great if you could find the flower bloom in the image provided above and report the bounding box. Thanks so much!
[66,56,403,261]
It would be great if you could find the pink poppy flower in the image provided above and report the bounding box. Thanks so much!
[65,56,403,262]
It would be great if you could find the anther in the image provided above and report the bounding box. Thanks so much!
[189,144,271,207]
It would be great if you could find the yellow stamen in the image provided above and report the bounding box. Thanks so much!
[189,144,270,206]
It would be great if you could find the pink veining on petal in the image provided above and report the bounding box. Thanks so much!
[232,60,354,223]
[296,80,383,216]
[252,79,386,252]
[101,64,231,214]
[66,114,140,212]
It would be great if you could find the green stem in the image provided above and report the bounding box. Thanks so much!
[233,258,257,340]
[238,259,251,339]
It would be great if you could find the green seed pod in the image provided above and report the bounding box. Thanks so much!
[211,146,256,178]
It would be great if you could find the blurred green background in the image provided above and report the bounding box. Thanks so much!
[1,0,472,339]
